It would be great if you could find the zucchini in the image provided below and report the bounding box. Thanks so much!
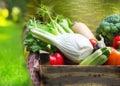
[79,47,111,65]
[96,55,108,65]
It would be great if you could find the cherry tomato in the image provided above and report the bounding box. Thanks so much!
[89,39,97,47]
[113,35,120,49]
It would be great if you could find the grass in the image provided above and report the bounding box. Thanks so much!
[0,20,33,86]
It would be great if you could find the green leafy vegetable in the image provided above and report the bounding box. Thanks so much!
[96,14,120,46]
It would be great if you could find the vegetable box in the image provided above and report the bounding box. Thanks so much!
[25,1,120,86]
[27,52,120,86]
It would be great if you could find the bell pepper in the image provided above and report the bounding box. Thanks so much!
[113,35,120,49]
[49,52,65,65]
[105,48,120,65]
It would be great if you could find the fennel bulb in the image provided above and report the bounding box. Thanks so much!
[31,28,93,63]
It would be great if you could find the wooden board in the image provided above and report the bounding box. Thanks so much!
[39,65,120,86]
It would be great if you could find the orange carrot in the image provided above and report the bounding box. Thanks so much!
[105,48,120,65]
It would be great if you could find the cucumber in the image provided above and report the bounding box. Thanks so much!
[79,47,111,65]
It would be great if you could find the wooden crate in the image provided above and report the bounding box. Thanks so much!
[39,65,120,86]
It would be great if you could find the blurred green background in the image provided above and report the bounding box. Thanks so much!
[0,0,33,86]
[42,0,120,34]
[27,0,120,34]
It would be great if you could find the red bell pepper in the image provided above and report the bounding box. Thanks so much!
[49,52,65,65]
[113,35,120,49]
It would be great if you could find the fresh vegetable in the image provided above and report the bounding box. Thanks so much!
[113,35,120,49]
[24,29,48,52]
[25,5,74,53]
[72,22,96,39]
[24,24,59,53]
[50,52,65,65]
[89,38,100,50]
[89,35,106,51]
[105,48,120,65]
[96,14,120,46]
[27,5,93,63]
[89,39,97,47]
[97,35,106,48]
[80,47,111,65]
[31,28,93,63]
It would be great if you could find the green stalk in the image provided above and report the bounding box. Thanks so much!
[50,20,61,35]
[39,5,69,35]
[54,21,66,34]
[32,33,51,44]
[60,19,74,33]
[43,7,60,35]
[30,28,59,46]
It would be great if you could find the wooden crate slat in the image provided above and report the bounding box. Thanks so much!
[39,65,120,86]
[41,65,120,73]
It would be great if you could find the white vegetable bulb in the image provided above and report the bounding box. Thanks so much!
[31,28,93,63]
[55,33,93,63]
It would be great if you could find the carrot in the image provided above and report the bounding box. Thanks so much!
[72,22,96,40]
[105,48,120,65]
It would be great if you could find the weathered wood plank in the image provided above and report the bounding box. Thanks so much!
[41,65,120,73]
[39,66,120,86]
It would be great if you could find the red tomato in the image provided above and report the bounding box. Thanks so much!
[113,35,120,49]
[89,39,97,46]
